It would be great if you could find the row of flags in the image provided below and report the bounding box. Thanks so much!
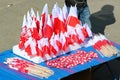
[88,33,119,57]
[17,3,92,62]
[4,57,54,78]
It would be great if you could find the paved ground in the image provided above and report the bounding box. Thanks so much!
[0,0,120,52]
[0,0,120,80]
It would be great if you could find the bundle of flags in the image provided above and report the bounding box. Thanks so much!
[88,33,119,57]
[4,57,54,78]
[14,3,92,63]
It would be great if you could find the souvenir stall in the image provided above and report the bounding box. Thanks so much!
[0,3,120,80]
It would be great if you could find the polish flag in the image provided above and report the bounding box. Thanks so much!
[93,35,102,48]
[54,9,66,34]
[41,3,48,27]
[83,24,92,37]
[39,38,51,57]
[62,3,68,24]
[30,8,36,20]
[81,27,88,38]
[51,3,60,34]
[54,34,62,51]
[36,11,40,33]
[60,32,68,51]
[64,32,73,45]
[44,14,53,40]
[39,16,43,38]
[19,12,33,49]
[67,6,80,35]
[49,34,58,56]
[27,11,32,27]
[24,37,37,56]
[75,25,85,43]
[31,18,40,40]
[42,38,52,60]
[99,34,110,46]
[67,6,80,27]
[19,15,27,49]
[69,30,80,44]
[41,3,48,36]
[37,39,44,57]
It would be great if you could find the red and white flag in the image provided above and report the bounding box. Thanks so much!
[54,9,66,34]
[27,11,32,27]
[69,29,80,44]
[44,14,53,40]
[24,37,37,56]
[75,25,85,43]
[54,34,62,51]
[33,19,40,40]
[36,11,40,33]
[37,39,44,57]
[83,24,92,37]
[49,34,59,56]
[62,3,68,24]
[41,3,48,36]
[40,38,51,58]
[66,6,80,35]
[60,32,68,51]
[30,8,36,20]
[19,15,27,49]
[51,3,60,34]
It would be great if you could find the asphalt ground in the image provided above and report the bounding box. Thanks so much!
[0,0,120,52]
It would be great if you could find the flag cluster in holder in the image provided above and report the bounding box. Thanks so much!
[88,33,119,57]
[13,3,92,63]
[4,57,54,79]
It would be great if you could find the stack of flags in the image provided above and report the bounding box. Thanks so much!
[4,57,54,78]
[13,3,92,63]
[88,33,119,57]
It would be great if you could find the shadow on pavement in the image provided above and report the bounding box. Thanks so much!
[90,4,116,34]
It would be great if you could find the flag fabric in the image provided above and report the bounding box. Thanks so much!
[83,24,92,37]
[62,3,68,23]
[49,34,58,56]
[44,14,53,40]
[75,25,85,43]
[36,11,40,33]
[41,3,48,27]
[66,6,80,35]
[60,32,68,51]
[51,3,60,34]
[27,11,32,27]
[41,3,48,36]
[54,9,66,34]
[31,18,40,40]
[19,15,27,49]
[54,34,62,51]
[30,8,36,20]
[24,37,37,56]
[37,39,44,57]
[69,30,80,44]
[40,38,50,56]
[67,6,80,27]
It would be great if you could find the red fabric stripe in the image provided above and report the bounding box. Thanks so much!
[53,18,66,34]
[44,24,53,39]
[25,45,32,56]
[68,16,80,27]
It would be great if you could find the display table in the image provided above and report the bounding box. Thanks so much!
[0,42,120,80]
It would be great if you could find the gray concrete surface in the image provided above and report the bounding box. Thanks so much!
[0,0,64,52]
[0,0,120,52]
